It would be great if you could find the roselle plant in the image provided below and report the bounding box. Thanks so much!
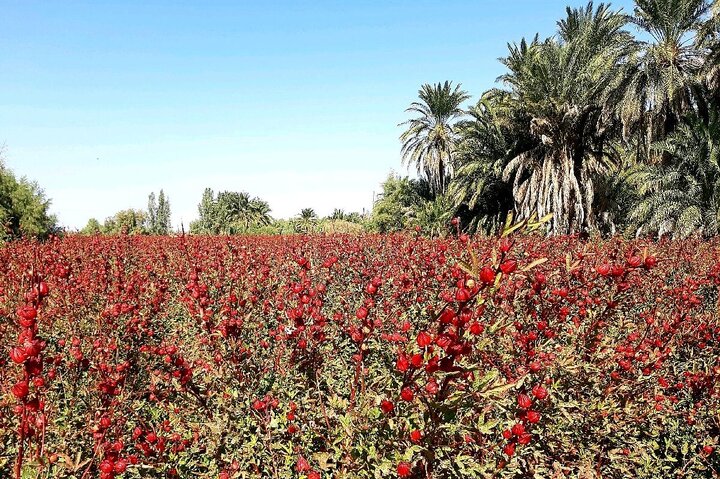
[0,229,718,478]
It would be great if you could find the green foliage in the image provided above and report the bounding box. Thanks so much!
[102,209,148,235]
[627,102,720,237]
[190,188,272,235]
[0,161,56,241]
[146,190,172,235]
[80,218,102,235]
[397,0,719,238]
[327,209,364,223]
[448,95,516,234]
[293,208,319,233]
[497,2,635,235]
[368,174,432,233]
[400,81,470,195]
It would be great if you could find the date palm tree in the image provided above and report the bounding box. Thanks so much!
[295,208,318,233]
[448,94,516,233]
[627,94,720,238]
[400,81,470,196]
[500,2,636,235]
[248,197,272,229]
[620,0,712,161]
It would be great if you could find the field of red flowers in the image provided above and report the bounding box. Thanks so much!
[1,232,719,478]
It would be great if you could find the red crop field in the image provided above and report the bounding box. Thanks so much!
[1,233,718,478]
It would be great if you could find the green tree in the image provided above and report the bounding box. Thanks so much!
[248,197,272,229]
[627,99,720,237]
[103,209,147,235]
[0,160,56,240]
[147,192,157,233]
[448,95,516,233]
[620,0,713,161]
[156,189,171,234]
[294,208,318,233]
[190,188,273,234]
[499,2,635,234]
[400,81,470,195]
[369,174,431,233]
[146,190,171,234]
[191,188,218,234]
[81,218,102,234]
[412,194,454,238]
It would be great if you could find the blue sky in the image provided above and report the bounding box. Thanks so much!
[0,0,635,229]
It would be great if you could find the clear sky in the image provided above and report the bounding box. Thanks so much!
[0,0,635,230]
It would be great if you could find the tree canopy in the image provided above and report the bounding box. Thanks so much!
[0,160,56,241]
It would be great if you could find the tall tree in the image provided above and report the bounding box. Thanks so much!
[400,81,470,195]
[294,208,318,233]
[147,192,157,233]
[103,209,147,235]
[620,0,712,161]
[448,94,517,233]
[499,2,635,234]
[192,188,217,234]
[627,91,720,237]
[369,174,432,233]
[156,189,171,234]
[0,159,56,240]
[190,188,273,234]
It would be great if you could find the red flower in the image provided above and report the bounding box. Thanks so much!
[518,433,532,445]
[596,264,611,276]
[526,410,541,424]
[500,260,517,274]
[400,387,414,402]
[479,266,496,284]
[416,331,432,348]
[627,255,642,268]
[9,347,28,364]
[455,288,471,302]
[397,461,412,477]
[396,355,409,372]
[517,393,533,409]
[17,305,37,328]
[296,456,311,472]
[503,443,516,457]
[531,384,548,400]
[644,256,657,268]
[12,380,29,400]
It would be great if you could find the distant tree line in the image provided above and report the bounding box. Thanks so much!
[188,189,364,235]
[82,189,172,235]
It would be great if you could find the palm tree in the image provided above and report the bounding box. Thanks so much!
[295,208,318,233]
[329,208,347,221]
[620,0,712,161]
[400,81,470,195]
[627,98,720,238]
[698,2,720,112]
[215,191,251,234]
[499,2,635,235]
[249,198,272,228]
[448,94,517,233]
